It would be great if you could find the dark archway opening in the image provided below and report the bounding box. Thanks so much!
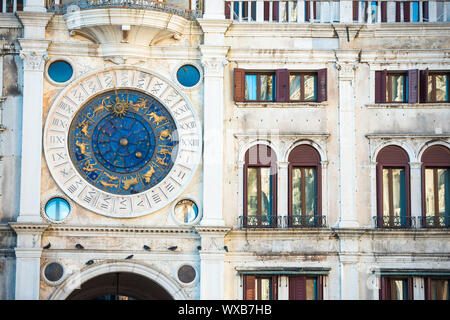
[66,272,174,300]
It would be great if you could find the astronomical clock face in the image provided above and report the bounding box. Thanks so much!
[44,67,202,218]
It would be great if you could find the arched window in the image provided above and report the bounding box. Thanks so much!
[288,144,322,227]
[421,145,450,228]
[376,145,411,228]
[243,145,277,227]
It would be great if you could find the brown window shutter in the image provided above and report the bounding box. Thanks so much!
[421,145,450,166]
[408,69,418,103]
[403,1,411,22]
[381,1,387,22]
[423,1,429,22]
[244,275,256,300]
[263,2,270,21]
[407,278,414,300]
[420,69,428,103]
[379,277,388,300]
[272,276,278,300]
[396,2,401,22]
[317,68,327,102]
[234,68,245,102]
[276,69,288,102]
[225,1,230,19]
[375,70,387,103]
[243,1,248,19]
[313,1,317,20]
[273,1,279,22]
[318,276,324,300]
[305,1,311,22]
[289,276,306,300]
[353,1,359,21]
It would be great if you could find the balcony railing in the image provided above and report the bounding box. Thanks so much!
[374,215,416,228]
[419,215,450,228]
[238,214,327,228]
[286,214,327,228]
[45,0,202,20]
[224,0,450,24]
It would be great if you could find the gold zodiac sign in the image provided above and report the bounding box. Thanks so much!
[122,176,139,190]
[148,112,166,125]
[141,166,155,183]
[159,129,172,141]
[156,155,168,167]
[83,160,97,172]
[157,148,172,156]
[100,180,118,188]
[76,140,88,155]
[90,96,111,117]
[129,98,147,112]
[104,172,118,181]
[76,119,89,137]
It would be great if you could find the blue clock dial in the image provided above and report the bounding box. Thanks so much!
[68,89,178,195]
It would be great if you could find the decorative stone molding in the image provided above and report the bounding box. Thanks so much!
[195,226,231,252]
[200,45,230,78]
[20,50,48,72]
[9,222,49,249]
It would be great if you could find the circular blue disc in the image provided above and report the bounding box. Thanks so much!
[48,61,73,83]
[176,65,200,87]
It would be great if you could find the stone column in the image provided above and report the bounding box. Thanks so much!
[196,226,230,300]
[10,223,49,300]
[198,18,231,227]
[16,12,53,223]
[337,232,361,299]
[278,162,289,227]
[409,162,423,228]
[335,51,360,228]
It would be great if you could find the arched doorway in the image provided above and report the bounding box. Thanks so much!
[67,272,173,300]
[49,262,188,300]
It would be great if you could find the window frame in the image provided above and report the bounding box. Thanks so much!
[386,71,408,103]
[376,146,411,228]
[244,71,276,102]
[288,71,318,102]
[288,145,322,227]
[426,71,449,103]
[243,275,278,300]
[421,145,450,227]
[425,277,450,300]
[243,145,278,227]
[379,276,414,300]
[288,275,323,300]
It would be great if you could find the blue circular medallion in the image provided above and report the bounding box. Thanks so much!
[68,89,178,195]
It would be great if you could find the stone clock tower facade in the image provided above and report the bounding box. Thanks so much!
[0,0,449,301]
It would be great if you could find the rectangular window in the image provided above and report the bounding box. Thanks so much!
[289,73,318,102]
[424,168,449,226]
[380,277,413,300]
[412,1,419,22]
[280,1,288,22]
[289,276,323,300]
[246,167,274,226]
[386,73,408,102]
[370,1,377,23]
[289,1,298,22]
[244,275,277,300]
[244,73,276,102]
[427,72,449,102]
[291,167,317,226]
[426,278,450,300]
[381,168,407,227]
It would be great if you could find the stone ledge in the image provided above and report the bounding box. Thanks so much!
[365,103,450,109]
[235,101,328,108]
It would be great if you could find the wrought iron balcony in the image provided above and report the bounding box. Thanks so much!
[285,214,327,228]
[419,215,450,229]
[238,215,281,228]
[374,215,416,229]
[46,0,202,20]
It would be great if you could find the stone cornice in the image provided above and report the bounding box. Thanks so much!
[366,133,450,140]
[197,19,232,34]
[0,14,22,28]
[45,224,199,235]
[365,103,450,109]
[234,132,330,140]
[361,49,450,65]
[195,225,231,235]
[9,222,49,234]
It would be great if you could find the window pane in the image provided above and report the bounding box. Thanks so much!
[260,167,272,218]
[383,169,390,216]
[392,168,406,218]
[437,169,449,216]
[289,75,301,100]
[245,75,257,101]
[390,75,405,102]
[247,168,258,216]
[280,1,288,22]
[412,2,419,22]
[304,75,316,101]
[260,75,274,101]
[435,75,448,102]
[428,75,433,102]
[425,169,435,217]
[306,278,317,300]
[289,1,298,22]
[431,279,449,300]
[292,168,302,215]
[390,279,406,300]
[370,1,377,23]
[304,168,317,217]
[260,278,271,300]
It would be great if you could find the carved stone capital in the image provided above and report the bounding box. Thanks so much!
[201,58,228,77]
[20,50,48,71]
[335,61,359,80]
